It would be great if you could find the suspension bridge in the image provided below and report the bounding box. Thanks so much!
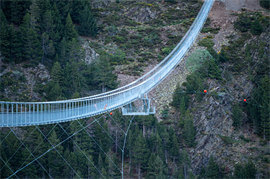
[0,0,214,127]
[1,1,215,178]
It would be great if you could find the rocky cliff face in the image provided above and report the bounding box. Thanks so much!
[151,1,269,176]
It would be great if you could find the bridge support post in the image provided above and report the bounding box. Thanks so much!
[121,94,155,116]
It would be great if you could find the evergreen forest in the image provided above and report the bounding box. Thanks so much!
[0,0,269,178]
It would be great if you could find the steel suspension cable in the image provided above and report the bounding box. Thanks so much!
[0,127,37,172]
[16,124,58,171]
[7,119,98,178]
[0,157,19,179]
[95,118,123,152]
[9,128,53,179]
[121,115,135,179]
[36,126,81,178]
[57,123,105,178]
[77,118,122,173]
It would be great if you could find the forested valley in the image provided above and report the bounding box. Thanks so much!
[0,0,269,178]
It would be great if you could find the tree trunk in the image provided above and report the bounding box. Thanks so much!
[165,150,168,164]
[143,125,146,137]
[184,164,187,179]
[138,164,141,179]
[116,130,118,154]
[129,156,131,175]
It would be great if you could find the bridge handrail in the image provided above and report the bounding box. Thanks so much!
[0,0,210,105]
[0,0,214,127]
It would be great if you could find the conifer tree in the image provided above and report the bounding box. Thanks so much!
[55,1,70,23]
[259,76,270,140]
[94,56,118,92]
[204,156,221,178]
[133,132,149,178]
[232,104,243,129]
[0,9,12,62]
[50,3,62,48]
[20,13,42,63]
[41,32,55,64]
[47,130,64,177]
[179,150,191,179]
[51,61,63,84]
[147,154,166,178]
[234,161,256,179]
[183,110,196,147]
[169,130,179,162]
[78,6,97,37]
[64,13,78,41]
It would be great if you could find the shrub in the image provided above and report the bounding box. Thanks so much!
[219,135,236,145]
[251,19,263,35]
[260,0,270,9]
[234,14,252,32]
[232,104,243,129]
[199,58,221,80]
[161,47,171,55]
[234,161,256,179]
[198,38,214,49]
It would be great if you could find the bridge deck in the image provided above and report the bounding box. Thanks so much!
[0,0,215,127]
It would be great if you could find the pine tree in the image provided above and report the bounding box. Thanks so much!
[2,0,32,25]
[86,154,97,178]
[171,83,189,113]
[69,120,93,154]
[29,0,41,32]
[183,110,196,147]
[46,81,63,100]
[0,10,12,62]
[55,0,70,23]
[50,3,62,48]
[133,132,149,178]
[248,75,270,139]
[204,156,221,178]
[47,130,64,177]
[0,8,7,24]
[51,61,63,84]
[259,76,270,140]
[147,154,166,178]
[234,161,256,179]
[94,56,118,91]
[232,104,243,129]
[78,5,97,37]
[1,132,25,177]
[169,131,179,162]
[64,13,78,41]
[251,19,263,35]
[70,0,88,24]
[20,13,42,63]
[41,32,55,64]
[23,128,48,178]
[179,150,191,179]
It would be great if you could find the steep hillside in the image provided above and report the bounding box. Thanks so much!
[0,0,269,178]
[165,1,270,177]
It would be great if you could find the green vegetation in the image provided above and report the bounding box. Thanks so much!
[0,0,116,101]
[234,161,256,179]
[260,0,270,9]
[186,49,211,73]
[201,18,220,34]
[232,104,244,129]
[183,110,196,147]
[234,12,269,35]
[218,135,236,145]
[248,75,270,140]
[200,156,223,178]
